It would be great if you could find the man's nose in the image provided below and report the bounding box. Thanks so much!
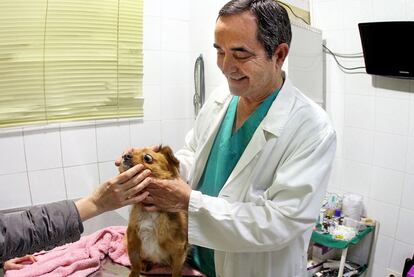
[219,54,236,74]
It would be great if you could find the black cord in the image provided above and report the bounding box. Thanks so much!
[323,45,366,71]
[276,1,309,25]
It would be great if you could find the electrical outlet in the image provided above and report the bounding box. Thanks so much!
[386,268,402,277]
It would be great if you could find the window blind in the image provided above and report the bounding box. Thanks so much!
[0,0,143,128]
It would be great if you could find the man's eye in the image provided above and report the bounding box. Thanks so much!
[143,154,153,164]
[234,52,251,59]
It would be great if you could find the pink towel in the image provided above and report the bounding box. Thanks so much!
[5,226,130,277]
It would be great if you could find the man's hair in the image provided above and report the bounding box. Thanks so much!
[218,0,292,59]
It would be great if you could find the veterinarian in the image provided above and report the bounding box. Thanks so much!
[0,164,150,268]
[131,0,337,276]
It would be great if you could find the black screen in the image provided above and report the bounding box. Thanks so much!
[358,21,414,78]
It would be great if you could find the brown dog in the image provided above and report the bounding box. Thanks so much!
[118,146,188,277]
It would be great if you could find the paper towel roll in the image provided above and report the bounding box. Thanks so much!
[342,193,364,221]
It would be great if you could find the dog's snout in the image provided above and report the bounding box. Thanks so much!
[122,154,133,161]
[121,153,134,170]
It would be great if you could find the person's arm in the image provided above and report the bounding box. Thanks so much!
[0,163,149,263]
[0,200,82,263]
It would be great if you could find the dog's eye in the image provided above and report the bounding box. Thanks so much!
[143,154,153,164]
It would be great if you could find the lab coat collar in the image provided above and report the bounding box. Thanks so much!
[261,75,296,138]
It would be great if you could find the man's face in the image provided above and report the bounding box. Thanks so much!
[214,11,281,99]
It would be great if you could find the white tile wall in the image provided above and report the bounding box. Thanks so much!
[373,132,407,171]
[143,16,161,50]
[161,85,193,120]
[343,160,372,197]
[367,200,399,237]
[371,0,405,22]
[161,0,190,20]
[327,158,343,190]
[0,173,31,210]
[143,0,160,17]
[344,94,375,130]
[341,0,373,29]
[390,240,414,273]
[402,174,414,210]
[371,167,404,206]
[326,90,344,132]
[343,127,374,164]
[395,208,414,245]
[143,50,162,85]
[161,119,194,152]
[143,85,162,121]
[130,119,162,147]
[0,131,26,175]
[24,128,62,171]
[409,97,414,137]
[64,164,100,199]
[407,0,414,20]
[406,138,414,175]
[161,19,190,52]
[311,0,343,30]
[61,126,97,167]
[98,161,119,183]
[312,0,414,274]
[160,52,192,86]
[29,168,67,205]
[375,97,410,136]
[343,72,375,96]
[372,234,394,268]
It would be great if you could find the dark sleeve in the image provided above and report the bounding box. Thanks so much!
[0,200,84,263]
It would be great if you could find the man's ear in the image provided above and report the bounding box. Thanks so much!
[159,146,180,177]
[274,42,289,69]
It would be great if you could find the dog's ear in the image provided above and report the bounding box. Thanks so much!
[159,146,180,177]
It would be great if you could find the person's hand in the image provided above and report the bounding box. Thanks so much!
[75,164,152,221]
[115,145,160,167]
[140,177,192,212]
[4,255,37,271]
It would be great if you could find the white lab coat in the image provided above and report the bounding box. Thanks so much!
[176,77,336,277]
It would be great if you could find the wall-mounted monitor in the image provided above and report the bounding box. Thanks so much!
[358,21,414,79]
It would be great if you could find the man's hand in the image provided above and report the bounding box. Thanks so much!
[140,177,192,212]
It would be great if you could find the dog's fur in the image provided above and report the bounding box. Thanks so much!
[118,146,188,277]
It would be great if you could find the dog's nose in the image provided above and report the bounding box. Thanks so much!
[122,154,133,161]
[121,154,134,170]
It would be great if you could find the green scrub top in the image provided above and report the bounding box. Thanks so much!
[191,88,280,277]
